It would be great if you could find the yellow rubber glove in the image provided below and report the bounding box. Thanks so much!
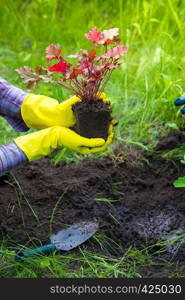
[21,92,109,130]
[14,126,107,161]
[21,94,80,129]
[87,122,115,153]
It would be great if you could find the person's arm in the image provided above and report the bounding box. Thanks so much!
[0,125,112,176]
[0,142,27,176]
[0,77,29,131]
[0,77,113,132]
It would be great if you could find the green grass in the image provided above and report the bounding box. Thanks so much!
[1,234,185,278]
[0,243,147,278]
[0,0,185,147]
[1,0,185,278]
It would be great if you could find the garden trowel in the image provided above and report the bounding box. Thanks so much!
[15,220,98,261]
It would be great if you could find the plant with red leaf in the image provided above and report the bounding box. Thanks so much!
[16,27,128,102]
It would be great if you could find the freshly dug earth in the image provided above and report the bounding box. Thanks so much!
[1,131,185,264]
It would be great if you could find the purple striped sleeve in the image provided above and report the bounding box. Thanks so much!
[0,77,29,132]
[0,142,27,175]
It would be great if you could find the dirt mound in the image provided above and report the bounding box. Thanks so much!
[1,146,185,260]
[155,130,185,151]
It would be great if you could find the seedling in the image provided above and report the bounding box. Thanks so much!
[173,176,185,188]
[173,155,185,187]
[16,27,128,139]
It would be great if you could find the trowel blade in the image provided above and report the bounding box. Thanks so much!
[50,221,99,251]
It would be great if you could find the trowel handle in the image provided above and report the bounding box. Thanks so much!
[15,243,56,261]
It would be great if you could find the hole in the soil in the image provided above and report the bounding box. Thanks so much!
[2,149,185,262]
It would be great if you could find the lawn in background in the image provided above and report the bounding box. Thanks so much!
[0,0,185,277]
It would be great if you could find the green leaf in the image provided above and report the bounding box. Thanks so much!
[173,177,185,187]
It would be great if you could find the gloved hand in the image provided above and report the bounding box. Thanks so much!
[174,95,185,114]
[14,126,109,161]
[21,92,110,130]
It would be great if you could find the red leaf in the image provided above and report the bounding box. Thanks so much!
[104,39,114,46]
[85,27,103,46]
[78,59,93,73]
[92,71,103,79]
[48,61,67,73]
[45,44,62,62]
[65,68,83,80]
[104,45,128,59]
[88,49,96,62]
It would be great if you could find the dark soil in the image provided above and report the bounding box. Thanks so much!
[72,100,111,139]
[155,130,185,151]
[1,130,185,271]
